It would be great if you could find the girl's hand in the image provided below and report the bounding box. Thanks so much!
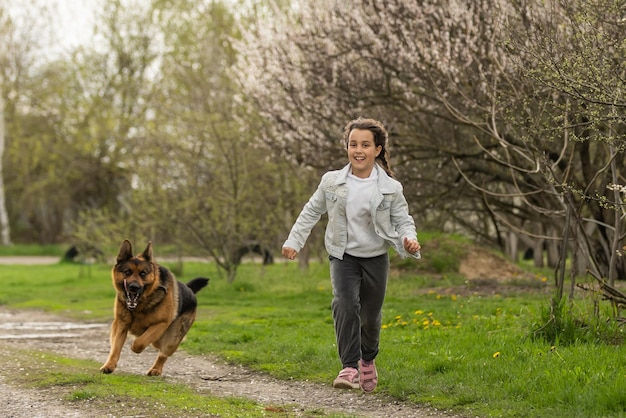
[282,247,298,260]
[403,237,421,255]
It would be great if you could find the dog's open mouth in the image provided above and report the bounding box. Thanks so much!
[124,280,143,310]
[125,291,141,310]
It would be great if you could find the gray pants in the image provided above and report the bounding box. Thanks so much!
[329,253,389,369]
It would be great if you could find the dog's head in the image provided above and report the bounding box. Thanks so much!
[112,240,159,310]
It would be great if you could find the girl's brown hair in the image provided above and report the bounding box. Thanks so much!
[342,117,394,177]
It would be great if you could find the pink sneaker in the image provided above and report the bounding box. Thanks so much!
[332,367,360,389]
[359,359,378,392]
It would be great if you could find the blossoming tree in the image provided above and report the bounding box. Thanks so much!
[235,0,626,299]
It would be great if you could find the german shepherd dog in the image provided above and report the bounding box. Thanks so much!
[100,240,209,376]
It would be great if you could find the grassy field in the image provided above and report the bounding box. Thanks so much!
[1,239,626,417]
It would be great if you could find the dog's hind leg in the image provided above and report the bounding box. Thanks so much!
[147,352,169,376]
[146,312,197,376]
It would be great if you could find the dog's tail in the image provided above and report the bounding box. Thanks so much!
[186,277,209,294]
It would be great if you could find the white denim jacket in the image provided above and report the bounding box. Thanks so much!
[283,164,419,260]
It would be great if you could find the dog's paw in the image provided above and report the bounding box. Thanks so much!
[100,364,115,374]
[147,368,162,376]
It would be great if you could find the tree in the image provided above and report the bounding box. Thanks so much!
[0,0,60,243]
[144,0,292,281]
[0,6,9,244]
[0,73,9,245]
[0,0,155,244]
[234,0,503,239]
[68,0,295,281]
[500,0,626,292]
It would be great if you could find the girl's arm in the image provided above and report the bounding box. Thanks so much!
[390,186,421,258]
[282,183,327,258]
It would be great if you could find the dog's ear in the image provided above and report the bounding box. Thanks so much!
[142,241,153,262]
[117,240,133,263]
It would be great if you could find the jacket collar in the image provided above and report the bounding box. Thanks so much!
[335,164,395,193]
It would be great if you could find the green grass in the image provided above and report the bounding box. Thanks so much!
[1,237,626,417]
[0,262,116,319]
[0,243,66,256]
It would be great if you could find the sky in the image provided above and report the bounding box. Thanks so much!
[50,0,97,54]
[4,0,97,59]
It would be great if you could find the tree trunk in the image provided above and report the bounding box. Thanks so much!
[298,241,310,270]
[0,88,12,245]
[608,144,621,286]
[547,234,560,268]
[505,231,519,262]
[532,223,544,268]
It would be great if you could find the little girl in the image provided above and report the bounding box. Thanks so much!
[282,117,421,392]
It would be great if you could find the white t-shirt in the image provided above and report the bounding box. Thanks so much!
[345,169,389,257]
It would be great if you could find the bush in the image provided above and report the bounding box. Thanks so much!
[532,294,625,345]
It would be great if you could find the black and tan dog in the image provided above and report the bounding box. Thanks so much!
[100,240,209,376]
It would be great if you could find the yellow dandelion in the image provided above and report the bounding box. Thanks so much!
[415,310,424,315]
[432,320,441,327]
[493,352,501,358]
[451,295,458,301]
[541,277,548,282]
[382,324,388,329]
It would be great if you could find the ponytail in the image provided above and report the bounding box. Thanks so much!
[377,147,394,178]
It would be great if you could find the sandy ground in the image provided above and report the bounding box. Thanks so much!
[0,256,62,265]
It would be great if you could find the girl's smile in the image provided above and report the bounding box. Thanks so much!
[347,129,382,178]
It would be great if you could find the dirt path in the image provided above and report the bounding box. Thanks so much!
[0,307,459,418]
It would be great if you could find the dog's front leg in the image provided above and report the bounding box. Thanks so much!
[131,321,169,353]
[100,319,128,374]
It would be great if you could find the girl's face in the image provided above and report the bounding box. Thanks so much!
[347,129,382,178]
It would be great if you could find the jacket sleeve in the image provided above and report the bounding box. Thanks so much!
[390,184,419,258]
[282,180,328,252]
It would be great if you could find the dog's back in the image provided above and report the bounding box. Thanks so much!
[176,277,209,315]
